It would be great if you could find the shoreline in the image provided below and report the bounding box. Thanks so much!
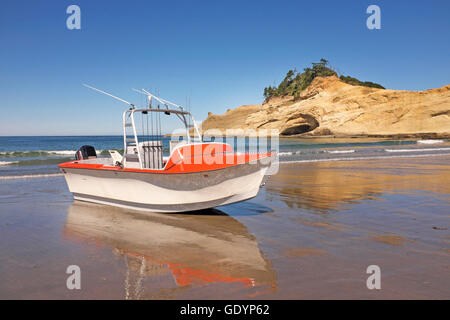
[169,132,450,139]
[2,153,450,181]
[2,136,449,182]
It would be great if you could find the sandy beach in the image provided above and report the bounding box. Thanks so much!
[0,155,449,299]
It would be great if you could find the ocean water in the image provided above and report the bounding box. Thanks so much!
[1,135,449,178]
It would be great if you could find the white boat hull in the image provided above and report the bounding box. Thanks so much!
[62,161,269,212]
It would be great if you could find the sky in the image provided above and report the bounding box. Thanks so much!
[0,0,449,135]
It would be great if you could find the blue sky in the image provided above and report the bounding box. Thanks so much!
[0,0,449,135]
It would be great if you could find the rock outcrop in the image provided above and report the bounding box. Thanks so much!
[200,76,450,138]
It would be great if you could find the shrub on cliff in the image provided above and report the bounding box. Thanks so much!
[339,75,385,89]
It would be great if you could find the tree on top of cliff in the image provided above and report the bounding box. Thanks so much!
[263,59,384,101]
[263,59,336,100]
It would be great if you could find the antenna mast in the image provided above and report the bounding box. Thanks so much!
[83,84,135,108]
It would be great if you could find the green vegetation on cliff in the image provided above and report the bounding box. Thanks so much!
[263,59,384,100]
[339,75,385,89]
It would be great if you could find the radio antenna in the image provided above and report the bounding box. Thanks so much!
[83,84,135,108]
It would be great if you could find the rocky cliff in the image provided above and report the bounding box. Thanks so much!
[200,76,450,138]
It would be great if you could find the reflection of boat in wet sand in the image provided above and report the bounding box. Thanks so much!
[64,202,276,299]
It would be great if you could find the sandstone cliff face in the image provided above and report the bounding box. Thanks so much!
[200,76,450,137]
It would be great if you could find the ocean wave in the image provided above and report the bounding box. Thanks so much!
[385,147,450,153]
[0,149,120,158]
[278,150,325,156]
[0,158,74,167]
[417,140,444,144]
[0,161,19,166]
[0,150,76,158]
[0,173,64,180]
[325,149,355,154]
[279,152,450,164]
[278,152,294,156]
[48,150,77,155]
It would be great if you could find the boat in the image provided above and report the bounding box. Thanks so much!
[59,85,274,212]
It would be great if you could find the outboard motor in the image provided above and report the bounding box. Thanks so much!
[75,145,97,160]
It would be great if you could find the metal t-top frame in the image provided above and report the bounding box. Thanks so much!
[122,107,202,169]
[82,84,203,169]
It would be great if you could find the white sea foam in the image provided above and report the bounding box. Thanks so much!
[417,140,444,144]
[0,173,64,180]
[0,161,19,166]
[385,147,450,153]
[278,152,294,156]
[279,153,450,164]
[47,150,77,155]
[0,150,76,156]
[326,149,355,154]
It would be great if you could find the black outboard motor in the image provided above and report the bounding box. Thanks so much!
[75,145,97,160]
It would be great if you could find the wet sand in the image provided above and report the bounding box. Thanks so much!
[0,156,449,299]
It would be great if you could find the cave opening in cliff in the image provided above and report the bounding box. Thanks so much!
[281,114,319,136]
[281,124,315,135]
